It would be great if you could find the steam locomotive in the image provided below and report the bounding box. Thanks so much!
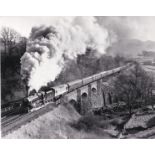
[2,63,133,117]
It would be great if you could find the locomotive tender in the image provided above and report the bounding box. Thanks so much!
[2,63,133,116]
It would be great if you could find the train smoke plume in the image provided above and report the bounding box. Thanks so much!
[21,17,109,91]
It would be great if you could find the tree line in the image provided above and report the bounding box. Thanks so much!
[1,27,27,103]
[112,63,155,116]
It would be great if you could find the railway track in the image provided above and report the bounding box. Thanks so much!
[1,101,59,137]
[2,114,22,127]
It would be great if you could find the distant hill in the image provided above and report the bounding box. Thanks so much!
[107,39,155,58]
[142,50,155,57]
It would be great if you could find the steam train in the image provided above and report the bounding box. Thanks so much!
[1,63,133,117]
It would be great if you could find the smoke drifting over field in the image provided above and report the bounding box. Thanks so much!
[21,17,110,91]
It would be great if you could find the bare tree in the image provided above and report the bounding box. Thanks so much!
[0,27,21,56]
[113,63,154,116]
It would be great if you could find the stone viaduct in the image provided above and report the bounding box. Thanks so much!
[66,80,114,115]
[59,64,133,115]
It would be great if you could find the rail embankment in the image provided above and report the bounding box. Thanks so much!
[4,102,127,139]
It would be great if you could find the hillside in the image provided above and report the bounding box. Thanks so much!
[4,103,124,139]
[107,39,155,57]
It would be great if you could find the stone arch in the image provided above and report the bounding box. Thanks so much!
[108,92,112,104]
[101,88,106,106]
[69,99,77,106]
[91,87,97,94]
[81,92,89,115]
[69,99,80,113]
[81,92,88,98]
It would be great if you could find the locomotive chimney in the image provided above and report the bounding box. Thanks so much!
[23,79,29,97]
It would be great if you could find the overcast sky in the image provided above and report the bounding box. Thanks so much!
[0,16,155,41]
[0,16,57,37]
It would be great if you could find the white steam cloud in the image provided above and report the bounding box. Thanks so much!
[21,17,110,91]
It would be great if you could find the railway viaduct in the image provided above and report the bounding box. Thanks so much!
[66,81,113,115]
[58,63,134,115]
[59,73,120,115]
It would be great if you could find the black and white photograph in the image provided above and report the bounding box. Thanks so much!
[1,16,155,139]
